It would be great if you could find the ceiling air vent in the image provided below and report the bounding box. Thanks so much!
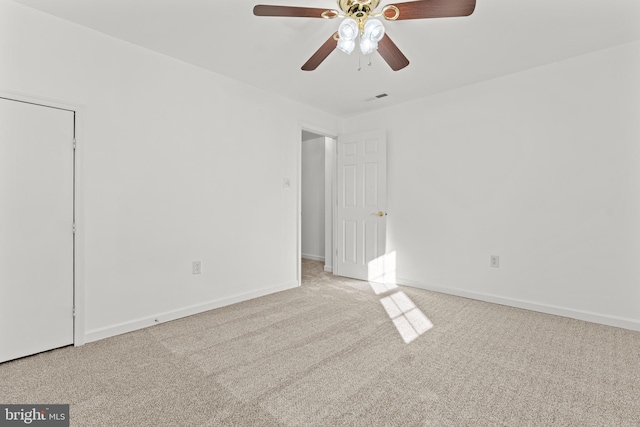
[364,93,390,102]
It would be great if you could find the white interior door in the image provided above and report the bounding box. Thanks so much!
[0,97,74,363]
[336,129,387,281]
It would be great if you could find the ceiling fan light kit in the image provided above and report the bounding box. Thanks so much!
[254,0,476,71]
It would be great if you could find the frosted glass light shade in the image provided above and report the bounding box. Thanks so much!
[359,38,377,55]
[338,38,356,54]
[338,18,358,41]
[363,19,385,42]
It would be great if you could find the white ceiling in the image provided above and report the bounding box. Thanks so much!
[11,0,640,116]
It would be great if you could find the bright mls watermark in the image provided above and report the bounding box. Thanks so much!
[0,405,69,426]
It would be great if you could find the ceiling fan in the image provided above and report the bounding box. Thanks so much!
[253,0,476,71]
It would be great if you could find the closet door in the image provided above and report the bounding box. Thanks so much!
[0,97,74,363]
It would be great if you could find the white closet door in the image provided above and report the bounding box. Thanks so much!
[0,97,74,363]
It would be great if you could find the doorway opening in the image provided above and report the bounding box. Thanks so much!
[298,127,336,285]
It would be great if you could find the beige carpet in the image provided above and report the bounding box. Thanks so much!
[1,259,639,426]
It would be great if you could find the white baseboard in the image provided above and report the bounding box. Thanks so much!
[324,265,333,273]
[84,281,299,343]
[396,277,640,332]
[302,253,325,262]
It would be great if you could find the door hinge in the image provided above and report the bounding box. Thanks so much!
[72,138,76,150]
[72,307,76,317]
[72,223,76,234]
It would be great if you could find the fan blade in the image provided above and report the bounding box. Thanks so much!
[377,34,410,71]
[384,0,476,20]
[302,33,338,71]
[253,5,332,18]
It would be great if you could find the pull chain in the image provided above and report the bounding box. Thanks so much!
[357,33,362,71]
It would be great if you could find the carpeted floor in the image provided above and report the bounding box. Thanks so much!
[1,259,639,426]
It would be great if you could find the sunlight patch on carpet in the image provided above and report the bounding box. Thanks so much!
[380,292,433,343]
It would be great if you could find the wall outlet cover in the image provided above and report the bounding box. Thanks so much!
[193,260,202,274]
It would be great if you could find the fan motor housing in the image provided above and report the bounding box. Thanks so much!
[338,0,381,17]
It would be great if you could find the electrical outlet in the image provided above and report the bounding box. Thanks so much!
[193,260,202,275]
[490,255,499,268]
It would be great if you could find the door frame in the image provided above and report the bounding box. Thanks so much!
[297,123,338,287]
[0,91,86,346]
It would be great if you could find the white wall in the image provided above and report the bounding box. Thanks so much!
[342,41,640,330]
[0,0,339,342]
[301,137,325,261]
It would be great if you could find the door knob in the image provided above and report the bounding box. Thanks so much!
[373,211,387,217]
